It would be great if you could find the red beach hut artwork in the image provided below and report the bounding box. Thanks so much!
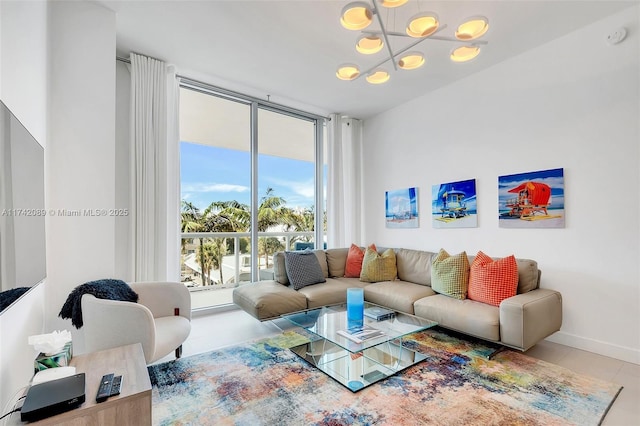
[499,168,564,228]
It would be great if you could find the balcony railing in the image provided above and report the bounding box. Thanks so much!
[181,231,319,308]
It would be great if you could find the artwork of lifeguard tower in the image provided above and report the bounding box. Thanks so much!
[503,182,558,220]
[436,185,467,220]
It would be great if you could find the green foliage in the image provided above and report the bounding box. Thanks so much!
[181,188,325,280]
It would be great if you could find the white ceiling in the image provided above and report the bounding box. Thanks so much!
[96,0,635,119]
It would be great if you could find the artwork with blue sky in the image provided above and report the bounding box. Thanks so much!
[431,178,477,228]
[498,168,564,228]
[385,187,419,228]
[180,143,317,211]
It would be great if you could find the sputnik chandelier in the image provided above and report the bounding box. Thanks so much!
[336,0,490,84]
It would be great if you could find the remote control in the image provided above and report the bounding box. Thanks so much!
[110,375,122,396]
[96,373,114,403]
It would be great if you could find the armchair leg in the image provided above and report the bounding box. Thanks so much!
[175,345,183,359]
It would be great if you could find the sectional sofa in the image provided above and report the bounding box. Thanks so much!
[232,247,563,351]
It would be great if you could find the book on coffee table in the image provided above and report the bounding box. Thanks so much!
[363,306,395,321]
[337,325,385,344]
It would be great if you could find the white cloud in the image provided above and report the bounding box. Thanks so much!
[268,178,315,199]
[182,183,250,193]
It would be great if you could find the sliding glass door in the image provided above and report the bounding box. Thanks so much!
[179,84,325,310]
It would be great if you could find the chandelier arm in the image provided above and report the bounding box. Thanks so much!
[364,27,488,45]
[371,0,398,71]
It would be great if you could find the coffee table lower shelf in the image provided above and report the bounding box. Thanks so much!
[289,337,427,392]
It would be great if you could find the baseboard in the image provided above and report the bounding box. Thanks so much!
[545,331,640,365]
[191,303,238,318]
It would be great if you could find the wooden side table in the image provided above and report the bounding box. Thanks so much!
[8,343,151,425]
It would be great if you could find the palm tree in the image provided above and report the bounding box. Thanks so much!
[284,206,315,248]
[258,237,284,269]
[257,187,287,232]
[200,242,216,286]
[181,201,213,287]
[257,187,287,266]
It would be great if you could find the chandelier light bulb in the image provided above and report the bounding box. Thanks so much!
[398,52,425,70]
[455,16,489,41]
[380,0,408,8]
[356,35,384,54]
[406,12,439,38]
[340,2,374,31]
[336,63,361,80]
[450,45,481,62]
[366,68,390,84]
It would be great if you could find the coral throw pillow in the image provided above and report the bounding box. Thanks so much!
[431,249,470,300]
[345,243,377,278]
[360,248,397,283]
[468,251,518,306]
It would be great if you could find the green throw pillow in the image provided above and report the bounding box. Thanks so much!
[431,249,470,300]
[360,248,397,283]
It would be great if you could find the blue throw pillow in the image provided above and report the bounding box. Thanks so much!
[284,250,326,290]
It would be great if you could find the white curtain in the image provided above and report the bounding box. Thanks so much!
[129,53,180,282]
[326,114,364,248]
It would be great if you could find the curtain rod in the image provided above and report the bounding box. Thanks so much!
[116,55,330,121]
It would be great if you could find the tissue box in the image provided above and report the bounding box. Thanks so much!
[34,342,73,372]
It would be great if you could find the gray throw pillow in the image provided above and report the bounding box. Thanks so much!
[284,250,326,290]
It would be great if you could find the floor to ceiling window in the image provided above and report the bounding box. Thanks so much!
[179,82,325,311]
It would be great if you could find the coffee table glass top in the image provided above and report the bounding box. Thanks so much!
[281,303,438,392]
[282,302,437,353]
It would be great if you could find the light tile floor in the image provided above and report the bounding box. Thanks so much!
[156,308,640,426]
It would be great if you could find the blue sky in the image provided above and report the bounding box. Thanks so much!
[431,179,477,213]
[180,142,317,211]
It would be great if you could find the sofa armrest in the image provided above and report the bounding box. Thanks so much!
[81,294,156,361]
[130,281,191,321]
[499,288,562,351]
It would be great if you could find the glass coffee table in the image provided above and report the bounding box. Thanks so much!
[281,302,437,392]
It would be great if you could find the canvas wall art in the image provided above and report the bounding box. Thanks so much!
[498,168,565,228]
[385,187,419,228]
[431,179,477,228]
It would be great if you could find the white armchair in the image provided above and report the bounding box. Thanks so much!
[81,281,191,364]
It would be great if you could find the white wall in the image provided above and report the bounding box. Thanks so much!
[1,0,117,411]
[46,1,116,349]
[363,7,639,364]
[0,0,48,411]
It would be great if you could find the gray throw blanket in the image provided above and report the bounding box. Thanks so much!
[59,279,138,329]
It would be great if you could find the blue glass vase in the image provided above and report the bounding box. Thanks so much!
[346,288,364,329]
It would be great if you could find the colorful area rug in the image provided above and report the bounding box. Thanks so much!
[148,328,622,425]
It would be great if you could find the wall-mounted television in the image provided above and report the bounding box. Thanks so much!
[0,100,46,312]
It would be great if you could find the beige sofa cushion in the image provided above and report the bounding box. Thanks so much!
[515,259,540,293]
[298,277,367,308]
[273,250,329,285]
[414,294,500,342]
[326,247,349,277]
[232,280,307,320]
[364,281,436,314]
[395,248,435,286]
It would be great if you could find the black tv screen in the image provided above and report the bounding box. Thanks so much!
[0,100,46,312]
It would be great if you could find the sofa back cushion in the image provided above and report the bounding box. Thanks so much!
[273,250,328,285]
[395,248,435,286]
[514,259,540,293]
[326,247,349,277]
